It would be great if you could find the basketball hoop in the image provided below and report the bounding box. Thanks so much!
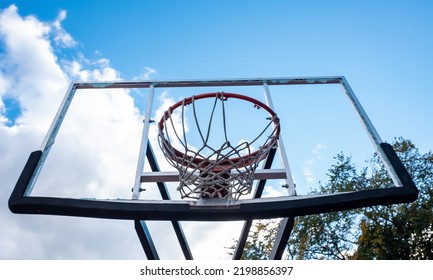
[9,78,419,260]
[158,92,280,201]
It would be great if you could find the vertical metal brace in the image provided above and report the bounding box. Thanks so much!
[232,148,277,260]
[340,77,402,187]
[269,217,295,260]
[132,84,155,200]
[144,143,193,260]
[262,82,297,260]
[26,82,77,196]
[134,220,160,260]
[132,87,193,259]
[262,82,296,195]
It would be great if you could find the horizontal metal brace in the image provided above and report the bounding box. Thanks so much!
[140,169,287,183]
[74,77,344,90]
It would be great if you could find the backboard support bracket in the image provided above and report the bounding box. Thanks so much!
[8,143,418,219]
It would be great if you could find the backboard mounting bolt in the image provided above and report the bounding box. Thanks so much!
[131,187,146,192]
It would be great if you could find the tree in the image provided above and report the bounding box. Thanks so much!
[228,219,280,260]
[231,138,433,260]
[352,139,433,259]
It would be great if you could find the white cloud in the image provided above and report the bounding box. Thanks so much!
[63,57,120,82]
[303,144,326,184]
[312,144,325,157]
[0,4,68,131]
[142,66,157,80]
[263,184,287,197]
[0,5,144,259]
[0,74,9,120]
[130,66,157,81]
[303,161,315,183]
[52,10,76,48]
[0,5,242,260]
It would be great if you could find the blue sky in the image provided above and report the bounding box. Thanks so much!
[6,0,433,79]
[0,1,432,260]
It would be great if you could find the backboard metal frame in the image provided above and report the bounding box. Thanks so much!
[9,76,418,221]
[8,76,418,260]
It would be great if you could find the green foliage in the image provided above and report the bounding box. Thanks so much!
[353,138,433,259]
[286,153,365,260]
[228,219,280,260]
[230,138,433,260]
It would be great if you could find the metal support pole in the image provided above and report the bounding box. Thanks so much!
[132,84,155,200]
[340,77,402,187]
[134,220,160,260]
[232,220,253,260]
[263,82,296,195]
[26,83,77,196]
[263,82,296,260]
[269,217,295,260]
[232,148,277,260]
[145,143,193,260]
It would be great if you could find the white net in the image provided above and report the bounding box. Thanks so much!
[158,92,280,201]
